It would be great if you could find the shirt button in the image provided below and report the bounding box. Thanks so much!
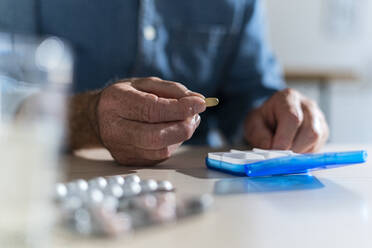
[143,25,157,41]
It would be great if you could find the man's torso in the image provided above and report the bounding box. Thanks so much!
[28,0,249,93]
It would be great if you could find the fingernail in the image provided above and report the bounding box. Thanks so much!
[191,114,201,126]
[195,114,201,127]
[195,114,201,123]
[191,114,197,125]
[194,101,206,114]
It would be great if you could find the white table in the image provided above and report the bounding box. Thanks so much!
[56,144,372,248]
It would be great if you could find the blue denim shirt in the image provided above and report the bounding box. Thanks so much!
[3,0,285,145]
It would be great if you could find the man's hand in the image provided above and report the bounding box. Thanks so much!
[244,88,329,153]
[68,77,206,165]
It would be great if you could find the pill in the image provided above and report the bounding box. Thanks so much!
[152,193,177,222]
[122,182,142,197]
[139,179,158,193]
[157,180,174,192]
[66,179,89,196]
[205,97,219,107]
[104,184,124,198]
[73,208,93,235]
[62,195,83,211]
[179,194,214,217]
[130,194,157,210]
[124,175,141,183]
[84,189,105,206]
[75,179,89,191]
[55,183,68,200]
[102,196,119,212]
[88,177,108,190]
[107,175,125,186]
[189,194,214,212]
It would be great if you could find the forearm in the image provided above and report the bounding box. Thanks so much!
[67,90,102,151]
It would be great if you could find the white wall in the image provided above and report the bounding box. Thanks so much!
[266,0,372,71]
[265,0,372,144]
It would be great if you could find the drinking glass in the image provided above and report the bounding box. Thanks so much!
[0,33,73,248]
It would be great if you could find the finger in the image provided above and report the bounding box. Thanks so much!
[132,77,205,99]
[106,83,206,122]
[292,101,328,153]
[309,137,325,153]
[304,139,323,153]
[244,111,274,149]
[291,104,321,153]
[168,142,183,154]
[272,92,304,150]
[304,144,317,153]
[306,120,329,153]
[110,114,201,150]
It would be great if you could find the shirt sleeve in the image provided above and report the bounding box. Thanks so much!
[213,0,286,144]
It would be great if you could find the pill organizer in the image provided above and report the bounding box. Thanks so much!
[206,148,368,177]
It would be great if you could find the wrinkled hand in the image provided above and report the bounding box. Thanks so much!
[94,77,206,165]
[244,88,329,153]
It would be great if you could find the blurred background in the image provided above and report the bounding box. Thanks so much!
[265,0,372,144]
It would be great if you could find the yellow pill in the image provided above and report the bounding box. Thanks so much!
[205,97,219,107]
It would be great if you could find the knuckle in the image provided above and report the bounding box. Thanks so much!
[305,99,318,109]
[172,82,189,93]
[99,84,129,110]
[282,88,297,96]
[307,127,321,142]
[146,76,161,82]
[277,88,299,104]
[146,128,165,149]
[173,82,185,89]
[181,122,194,140]
[108,83,127,97]
[276,88,289,99]
[141,96,158,123]
[286,111,302,126]
[155,147,172,160]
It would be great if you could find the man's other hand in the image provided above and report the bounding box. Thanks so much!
[93,77,206,165]
[244,88,329,153]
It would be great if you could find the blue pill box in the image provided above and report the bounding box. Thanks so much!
[206,148,368,177]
